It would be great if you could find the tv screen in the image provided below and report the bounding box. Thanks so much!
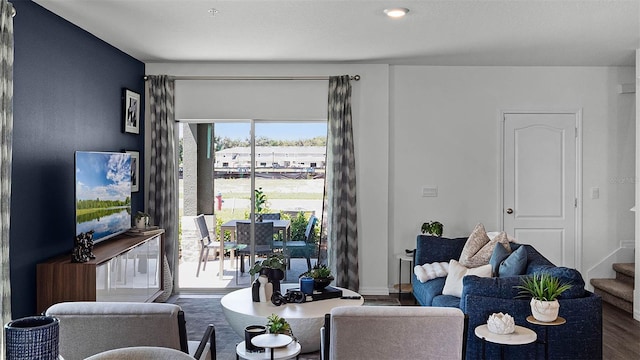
[75,151,132,243]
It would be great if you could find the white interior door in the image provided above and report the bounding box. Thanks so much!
[503,112,579,268]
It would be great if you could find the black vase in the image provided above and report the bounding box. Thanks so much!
[262,268,285,294]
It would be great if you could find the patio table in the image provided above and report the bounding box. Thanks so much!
[218,219,291,279]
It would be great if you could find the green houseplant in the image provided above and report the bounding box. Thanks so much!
[254,187,267,221]
[421,221,443,237]
[248,253,286,276]
[134,211,150,229]
[300,264,334,291]
[265,314,292,335]
[515,273,572,322]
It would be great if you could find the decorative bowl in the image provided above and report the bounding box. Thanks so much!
[486,312,515,334]
[313,277,334,291]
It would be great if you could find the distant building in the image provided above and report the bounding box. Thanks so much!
[215,146,326,169]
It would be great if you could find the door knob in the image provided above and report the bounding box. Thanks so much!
[506,208,513,214]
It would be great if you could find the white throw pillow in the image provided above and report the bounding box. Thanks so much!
[442,259,492,297]
[414,262,449,283]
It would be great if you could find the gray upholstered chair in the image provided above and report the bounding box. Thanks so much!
[45,302,214,360]
[322,306,466,360]
[85,346,196,360]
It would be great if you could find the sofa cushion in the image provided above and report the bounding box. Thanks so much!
[489,243,510,276]
[415,235,467,265]
[432,295,462,308]
[412,276,447,306]
[414,261,449,283]
[443,260,492,297]
[459,224,510,268]
[496,245,528,277]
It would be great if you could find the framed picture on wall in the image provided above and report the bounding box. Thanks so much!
[127,150,140,192]
[123,89,140,134]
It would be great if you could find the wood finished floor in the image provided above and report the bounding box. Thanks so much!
[398,295,640,360]
[601,301,640,359]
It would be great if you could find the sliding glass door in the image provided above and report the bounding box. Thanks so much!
[177,120,326,292]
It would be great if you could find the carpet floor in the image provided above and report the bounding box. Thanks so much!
[172,295,400,360]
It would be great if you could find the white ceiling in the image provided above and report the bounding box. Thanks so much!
[33,0,640,66]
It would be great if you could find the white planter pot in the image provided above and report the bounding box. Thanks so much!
[136,217,148,229]
[530,298,559,322]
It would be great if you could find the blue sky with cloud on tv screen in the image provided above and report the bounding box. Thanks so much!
[76,152,131,201]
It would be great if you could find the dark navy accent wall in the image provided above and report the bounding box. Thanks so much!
[11,1,145,318]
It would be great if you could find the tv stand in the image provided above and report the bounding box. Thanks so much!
[36,229,165,314]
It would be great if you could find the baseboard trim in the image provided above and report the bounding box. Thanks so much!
[359,286,390,296]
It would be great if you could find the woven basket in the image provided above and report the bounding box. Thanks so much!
[5,316,59,360]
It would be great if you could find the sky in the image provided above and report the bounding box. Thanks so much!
[180,122,327,141]
[75,152,131,201]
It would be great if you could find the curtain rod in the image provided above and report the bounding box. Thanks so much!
[143,75,360,81]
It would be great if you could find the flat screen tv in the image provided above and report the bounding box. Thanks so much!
[75,151,132,243]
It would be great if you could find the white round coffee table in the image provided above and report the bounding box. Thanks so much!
[222,284,363,353]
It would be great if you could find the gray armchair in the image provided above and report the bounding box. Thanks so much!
[322,306,466,360]
[45,302,214,360]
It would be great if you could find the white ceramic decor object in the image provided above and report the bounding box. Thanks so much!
[486,312,516,334]
[530,299,560,322]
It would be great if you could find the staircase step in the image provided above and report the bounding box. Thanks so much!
[591,278,633,314]
[613,263,635,279]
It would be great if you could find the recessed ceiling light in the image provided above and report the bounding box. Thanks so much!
[384,8,409,18]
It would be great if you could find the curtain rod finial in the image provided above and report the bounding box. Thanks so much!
[351,75,360,81]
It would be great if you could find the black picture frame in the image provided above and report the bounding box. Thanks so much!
[123,89,140,134]
[127,150,140,192]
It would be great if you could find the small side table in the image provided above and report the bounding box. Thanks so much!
[526,315,566,360]
[474,324,537,360]
[394,253,413,300]
[236,334,301,360]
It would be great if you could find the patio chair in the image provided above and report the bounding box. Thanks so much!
[261,213,281,220]
[194,214,236,277]
[274,215,317,271]
[235,221,275,283]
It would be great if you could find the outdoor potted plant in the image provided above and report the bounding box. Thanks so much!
[249,253,286,293]
[134,211,150,229]
[515,272,572,322]
[421,221,443,237]
[300,264,334,291]
[254,187,267,222]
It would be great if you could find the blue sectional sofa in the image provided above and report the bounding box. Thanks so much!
[412,235,602,360]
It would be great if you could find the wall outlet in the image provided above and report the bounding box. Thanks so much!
[422,186,438,197]
[591,187,599,199]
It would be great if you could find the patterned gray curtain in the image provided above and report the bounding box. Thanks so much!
[147,76,178,275]
[0,0,13,349]
[324,75,359,291]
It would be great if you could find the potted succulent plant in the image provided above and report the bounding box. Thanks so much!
[249,253,286,293]
[515,273,572,322]
[300,264,334,291]
[421,221,443,237]
[265,314,292,336]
